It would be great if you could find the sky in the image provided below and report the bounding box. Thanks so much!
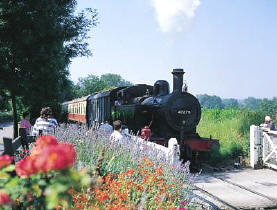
[69,0,277,99]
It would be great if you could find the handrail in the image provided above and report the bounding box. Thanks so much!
[1,135,36,156]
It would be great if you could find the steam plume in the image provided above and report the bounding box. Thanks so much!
[150,0,200,32]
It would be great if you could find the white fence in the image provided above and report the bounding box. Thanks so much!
[130,135,181,165]
[250,125,277,170]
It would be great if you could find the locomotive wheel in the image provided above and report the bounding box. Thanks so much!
[180,145,202,172]
[180,144,192,162]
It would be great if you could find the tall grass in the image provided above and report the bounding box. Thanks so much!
[197,108,265,164]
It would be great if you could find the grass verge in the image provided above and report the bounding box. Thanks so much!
[197,108,264,165]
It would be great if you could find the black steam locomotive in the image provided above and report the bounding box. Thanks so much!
[63,69,219,160]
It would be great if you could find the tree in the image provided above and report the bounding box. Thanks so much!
[74,73,133,98]
[259,97,277,119]
[242,97,261,110]
[222,98,239,108]
[0,95,11,112]
[0,0,97,137]
[100,73,133,88]
[197,94,224,109]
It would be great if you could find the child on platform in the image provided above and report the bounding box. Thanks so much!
[20,112,31,135]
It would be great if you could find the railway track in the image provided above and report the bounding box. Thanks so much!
[193,166,277,209]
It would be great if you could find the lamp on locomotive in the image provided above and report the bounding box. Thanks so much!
[141,126,151,140]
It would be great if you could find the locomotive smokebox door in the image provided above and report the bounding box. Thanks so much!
[165,92,201,133]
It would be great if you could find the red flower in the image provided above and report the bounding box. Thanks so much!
[30,136,58,158]
[0,190,11,205]
[0,155,13,169]
[16,156,38,177]
[35,136,58,148]
[35,142,76,172]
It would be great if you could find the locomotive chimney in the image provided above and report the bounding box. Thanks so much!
[172,68,184,93]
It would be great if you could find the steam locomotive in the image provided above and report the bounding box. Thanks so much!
[62,69,219,161]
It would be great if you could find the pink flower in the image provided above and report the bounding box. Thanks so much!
[0,190,11,205]
[35,136,58,148]
[179,208,187,210]
[180,200,190,205]
[0,155,13,169]
[16,156,38,177]
[35,142,76,172]
[30,136,58,158]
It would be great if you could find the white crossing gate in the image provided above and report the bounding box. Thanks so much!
[250,125,277,170]
[263,132,277,170]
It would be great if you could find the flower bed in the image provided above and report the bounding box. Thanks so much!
[71,157,190,209]
[0,124,196,209]
[56,124,194,209]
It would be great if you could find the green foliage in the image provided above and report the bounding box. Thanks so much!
[222,98,239,108]
[73,73,133,98]
[238,110,265,136]
[242,97,262,110]
[197,94,224,109]
[0,95,11,112]
[259,97,277,119]
[0,111,13,124]
[0,0,97,125]
[197,108,265,164]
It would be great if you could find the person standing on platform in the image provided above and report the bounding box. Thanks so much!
[264,116,275,130]
[32,107,58,136]
[109,120,123,143]
[99,121,113,134]
[20,112,32,135]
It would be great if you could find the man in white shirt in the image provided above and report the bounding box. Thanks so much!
[109,120,123,143]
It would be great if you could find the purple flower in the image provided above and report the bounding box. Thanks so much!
[180,200,190,205]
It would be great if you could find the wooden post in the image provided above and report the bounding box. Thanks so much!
[3,137,14,156]
[250,125,263,169]
[11,92,18,139]
[168,138,180,165]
